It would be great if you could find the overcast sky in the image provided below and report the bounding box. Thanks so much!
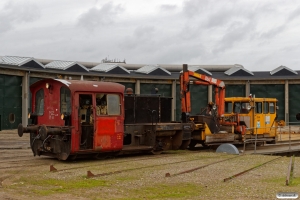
[1,0,300,71]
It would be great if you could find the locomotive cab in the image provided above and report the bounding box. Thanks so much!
[18,79,125,160]
[222,97,279,144]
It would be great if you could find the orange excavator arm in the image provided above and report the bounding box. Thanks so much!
[180,64,225,122]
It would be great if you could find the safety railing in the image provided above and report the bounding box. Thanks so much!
[242,122,300,154]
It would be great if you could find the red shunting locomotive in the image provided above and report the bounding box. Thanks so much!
[18,79,192,160]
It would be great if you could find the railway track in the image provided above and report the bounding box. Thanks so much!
[48,150,211,173]
[85,155,234,178]
[223,156,282,182]
[164,155,285,185]
[165,156,238,177]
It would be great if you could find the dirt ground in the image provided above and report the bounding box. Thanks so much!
[0,129,299,200]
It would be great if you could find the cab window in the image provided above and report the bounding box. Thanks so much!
[96,93,121,116]
[233,102,241,113]
[60,87,71,114]
[269,102,275,114]
[233,102,250,114]
[225,102,232,113]
[263,102,269,114]
[35,89,44,115]
[255,102,262,113]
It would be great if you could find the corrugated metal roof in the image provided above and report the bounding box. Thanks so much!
[270,65,297,75]
[90,63,130,73]
[45,60,89,71]
[182,65,212,76]
[1,56,45,68]
[224,66,254,76]
[136,65,171,75]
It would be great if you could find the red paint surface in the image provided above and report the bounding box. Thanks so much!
[94,117,123,151]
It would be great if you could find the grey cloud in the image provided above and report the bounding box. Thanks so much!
[259,24,286,40]
[182,0,210,18]
[77,2,124,30]
[154,42,208,64]
[134,26,156,38]
[160,4,177,12]
[0,2,40,33]
[118,25,157,50]
[213,20,255,54]
[288,6,300,21]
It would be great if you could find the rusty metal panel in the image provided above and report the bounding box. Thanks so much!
[124,95,172,123]
[124,96,135,123]
[160,97,172,122]
[135,96,159,123]
[205,133,235,143]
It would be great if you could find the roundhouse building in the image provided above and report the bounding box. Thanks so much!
[0,55,299,130]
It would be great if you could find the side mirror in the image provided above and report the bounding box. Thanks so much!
[247,105,252,111]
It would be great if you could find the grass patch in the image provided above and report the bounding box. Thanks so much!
[9,176,110,196]
[263,177,286,184]
[120,183,201,200]
[289,177,300,186]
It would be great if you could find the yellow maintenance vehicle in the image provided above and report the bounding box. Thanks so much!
[189,96,281,148]
[180,64,282,148]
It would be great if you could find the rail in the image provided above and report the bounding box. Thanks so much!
[242,122,300,154]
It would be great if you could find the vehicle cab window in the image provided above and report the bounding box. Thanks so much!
[35,89,44,115]
[60,87,71,114]
[225,102,233,113]
[263,102,269,114]
[255,102,262,113]
[96,93,120,116]
[233,102,250,114]
[269,102,275,114]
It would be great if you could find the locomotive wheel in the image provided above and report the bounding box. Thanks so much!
[200,141,208,148]
[58,152,69,161]
[179,139,190,150]
[151,150,163,155]
[188,140,198,150]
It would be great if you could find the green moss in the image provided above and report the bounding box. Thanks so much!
[9,177,109,196]
[290,177,300,186]
[263,177,286,184]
